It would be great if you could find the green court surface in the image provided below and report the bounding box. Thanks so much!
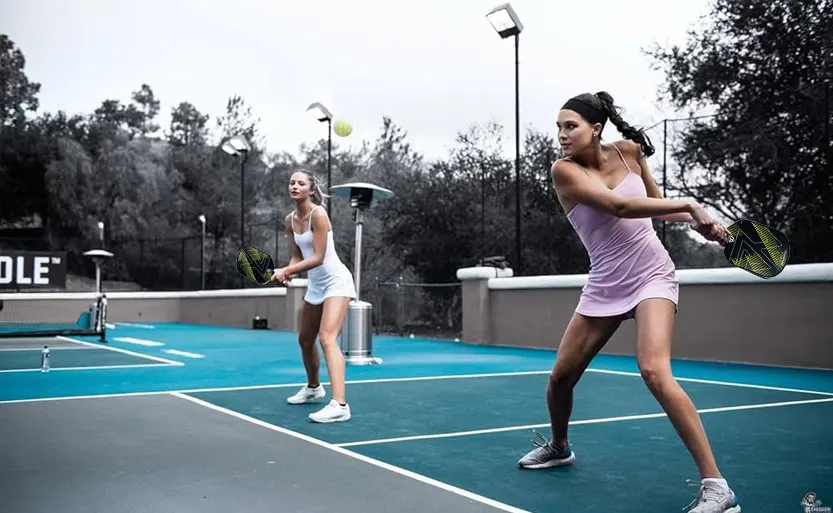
[2,322,831,513]
[190,371,828,445]
[190,370,833,512]
[350,401,833,512]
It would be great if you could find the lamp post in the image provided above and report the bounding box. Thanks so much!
[486,3,523,275]
[306,102,334,217]
[198,214,206,289]
[221,135,251,250]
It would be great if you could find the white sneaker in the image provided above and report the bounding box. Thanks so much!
[684,479,741,512]
[309,399,351,423]
[286,385,326,405]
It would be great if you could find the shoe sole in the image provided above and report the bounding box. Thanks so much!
[287,393,326,405]
[309,414,351,424]
[518,452,576,469]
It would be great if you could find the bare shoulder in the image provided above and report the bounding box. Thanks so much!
[551,158,583,186]
[611,139,645,175]
[283,212,294,230]
[310,205,331,230]
[612,139,642,159]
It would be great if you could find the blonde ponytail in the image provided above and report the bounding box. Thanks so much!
[298,169,329,205]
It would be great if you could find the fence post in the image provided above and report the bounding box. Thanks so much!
[456,266,513,344]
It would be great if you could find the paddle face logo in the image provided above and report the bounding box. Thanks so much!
[236,246,274,283]
[724,219,790,279]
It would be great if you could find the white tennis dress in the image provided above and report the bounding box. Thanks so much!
[291,205,356,305]
[287,204,355,423]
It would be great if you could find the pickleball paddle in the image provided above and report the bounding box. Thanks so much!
[722,219,790,279]
[236,246,275,284]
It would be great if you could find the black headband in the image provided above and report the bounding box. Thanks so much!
[561,97,607,127]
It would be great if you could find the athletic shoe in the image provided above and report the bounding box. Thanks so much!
[286,384,326,405]
[684,479,741,512]
[517,430,576,469]
[309,399,351,423]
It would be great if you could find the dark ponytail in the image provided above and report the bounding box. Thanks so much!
[594,91,655,157]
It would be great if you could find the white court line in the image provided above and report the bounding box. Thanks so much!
[112,322,156,329]
[163,349,204,359]
[2,368,833,405]
[170,392,531,513]
[0,363,179,374]
[0,346,93,352]
[585,367,833,397]
[336,396,833,448]
[57,336,184,366]
[113,337,165,347]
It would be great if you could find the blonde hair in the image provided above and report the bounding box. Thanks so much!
[297,168,329,206]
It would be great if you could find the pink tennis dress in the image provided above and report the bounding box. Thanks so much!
[565,144,678,318]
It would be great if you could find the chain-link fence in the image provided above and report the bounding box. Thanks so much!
[363,278,462,340]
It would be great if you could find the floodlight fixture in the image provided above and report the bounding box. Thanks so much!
[486,3,523,38]
[222,135,251,155]
[306,102,333,122]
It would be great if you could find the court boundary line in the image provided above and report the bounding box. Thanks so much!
[0,346,92,351]
[584,367,833,396]
[0,363,178,374]
[2,367,832,404]
[57,336,184,366]
[170,391,531,513]
[335,396,833,448]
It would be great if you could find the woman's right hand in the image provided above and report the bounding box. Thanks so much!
[688,201,714,229]
[688,201,730,245]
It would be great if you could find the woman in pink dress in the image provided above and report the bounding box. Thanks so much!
[517,91,741,513]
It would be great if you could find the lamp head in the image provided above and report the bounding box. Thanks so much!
[486,3,523,38]
[306,102,333,123]
[222,135,250,155]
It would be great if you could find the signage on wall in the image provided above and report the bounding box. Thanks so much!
[0,251,68,289]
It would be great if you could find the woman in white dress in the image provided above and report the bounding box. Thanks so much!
[270,169,357,423]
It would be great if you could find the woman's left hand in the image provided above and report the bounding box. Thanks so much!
[270,268,290,285]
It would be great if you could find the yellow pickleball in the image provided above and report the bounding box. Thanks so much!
[333,119,352,137]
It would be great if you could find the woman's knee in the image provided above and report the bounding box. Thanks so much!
[549,361,581,390]
[298,330,317,350]
[637,357,672,391]
[317,328,339,349]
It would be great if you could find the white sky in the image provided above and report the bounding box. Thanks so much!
[1,0,713,166]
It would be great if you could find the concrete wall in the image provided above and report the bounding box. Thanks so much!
[0,280,310,333]
[457,263,833,370]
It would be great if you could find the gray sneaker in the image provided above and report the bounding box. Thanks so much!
[517,430,576,469]
[684,479,741,512]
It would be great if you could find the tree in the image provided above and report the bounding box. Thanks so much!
[215,94,261,149]
[126,84,161,138]
[0,34,40,129]
[167,101,210,147]
[646,0,833,263]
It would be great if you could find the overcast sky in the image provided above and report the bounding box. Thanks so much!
[1,0,713,170]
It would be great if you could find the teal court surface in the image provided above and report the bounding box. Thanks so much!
[1,321,832,513]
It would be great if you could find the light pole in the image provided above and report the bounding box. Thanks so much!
[221,135,251,250]
[198,214,206,289]
[486,3,523,275]
[306,102,334,217]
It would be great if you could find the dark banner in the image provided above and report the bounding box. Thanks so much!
[0,251,68,289]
